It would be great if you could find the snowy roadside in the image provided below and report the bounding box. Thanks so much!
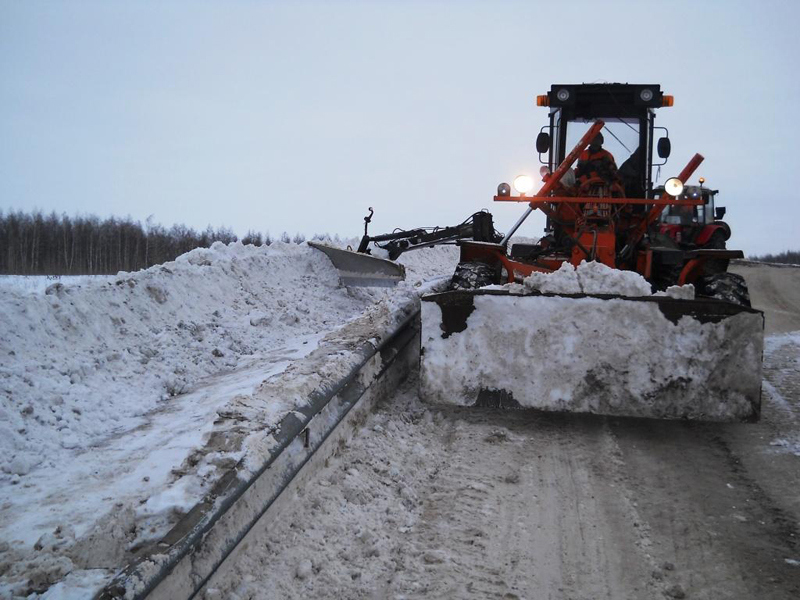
[0,241,460,598]
[7,241,791,598]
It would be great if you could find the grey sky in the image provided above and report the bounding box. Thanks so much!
[1,0,797,255]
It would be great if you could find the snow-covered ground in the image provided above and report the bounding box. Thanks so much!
[0,241,460,598]
[1,246,796,598]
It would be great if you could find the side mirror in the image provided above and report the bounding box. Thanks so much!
[657,137,671,159]
[536,132,551,154]
[715,206,726,220]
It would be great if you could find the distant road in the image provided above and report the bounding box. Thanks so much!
[730,261,800,335]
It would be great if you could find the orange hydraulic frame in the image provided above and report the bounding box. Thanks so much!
[462,120,708,284]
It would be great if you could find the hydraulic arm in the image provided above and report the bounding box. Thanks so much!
[356,209,500,260]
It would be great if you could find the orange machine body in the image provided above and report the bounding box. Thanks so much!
[460,119,708,285]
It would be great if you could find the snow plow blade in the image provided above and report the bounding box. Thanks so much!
[309,241,405,287]
[420,289,764,422]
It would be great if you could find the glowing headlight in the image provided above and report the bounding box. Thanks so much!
[513,174,534,195]
[665,177,684,197]
[497,182,511,196]
[686,186,702,199]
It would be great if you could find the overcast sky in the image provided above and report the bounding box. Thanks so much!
[1,0,798,255]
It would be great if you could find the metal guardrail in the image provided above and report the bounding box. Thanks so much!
[97,307,421,599]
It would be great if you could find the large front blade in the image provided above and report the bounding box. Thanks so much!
[309,241,405,287]
[420,289,764,422]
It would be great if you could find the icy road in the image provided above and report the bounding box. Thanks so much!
[202,262,800,600]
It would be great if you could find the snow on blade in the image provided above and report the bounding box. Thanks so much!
[523,260,654,296]
[420,291,763,421]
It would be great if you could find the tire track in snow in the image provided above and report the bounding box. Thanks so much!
[204,380,662,599]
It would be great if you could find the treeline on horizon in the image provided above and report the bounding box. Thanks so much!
[748,250,800,265]
[3,209,797,275]
[0,210,320,276]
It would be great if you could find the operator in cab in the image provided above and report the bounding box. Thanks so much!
[575,132,621,187]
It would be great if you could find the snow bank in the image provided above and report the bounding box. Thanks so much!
[420,291,763,420]
[0,241,375,596]
[0,240,459,597]
[0,241,363,479]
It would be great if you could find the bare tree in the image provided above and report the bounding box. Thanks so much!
[0,211,307,275]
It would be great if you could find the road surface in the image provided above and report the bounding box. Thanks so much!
[204,263,800,600]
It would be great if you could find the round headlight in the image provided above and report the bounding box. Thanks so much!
[665,177,684,197]
[497,182,511,197]
[556,88,570,102]
[513,175,534,195]
[639,88,654,102]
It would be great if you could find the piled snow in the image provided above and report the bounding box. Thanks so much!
[396,245,460,286]
[0,241,364,479]
[494,261,694,299]
[659,284,696,300]
[420,293,763,420]
[522,261,654,297]
[0,240,459,597]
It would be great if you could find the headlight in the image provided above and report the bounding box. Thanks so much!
[556,88,570,102]
[497,182,511,196]
[686,186,702,199]
[639,88,654,102]
[513,174,534,195]
[665,177,684,197]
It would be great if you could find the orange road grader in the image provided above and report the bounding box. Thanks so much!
[312,83,764,422]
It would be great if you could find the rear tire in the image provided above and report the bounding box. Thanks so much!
[698,272,751,307]
[449,261,496,290]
